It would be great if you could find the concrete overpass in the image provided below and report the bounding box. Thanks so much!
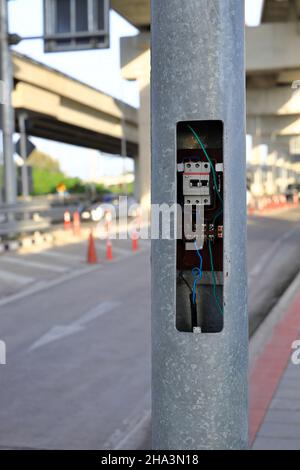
[246,0,300,194]
[114,0,300,200]
[5,2,300,206]
[111,0,150,29]
[12,51,138,157]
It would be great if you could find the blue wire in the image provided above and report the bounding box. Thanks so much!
[192,241,203,304]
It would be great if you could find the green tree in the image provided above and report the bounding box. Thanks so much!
[27,149,60,171]
[29,149,111,197]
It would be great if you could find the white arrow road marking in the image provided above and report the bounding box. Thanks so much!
[29,301,120,351]
[29,324,84,351]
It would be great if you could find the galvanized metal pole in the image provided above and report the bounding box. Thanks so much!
[0,0,16,204]
[18,111,29,198]
[151,0,248,450]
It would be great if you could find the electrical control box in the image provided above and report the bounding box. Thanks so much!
[176,121,224,333]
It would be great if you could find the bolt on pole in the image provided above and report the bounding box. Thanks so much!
[151,0,248,450]
[0,0,16,204]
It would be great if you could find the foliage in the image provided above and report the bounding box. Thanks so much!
[28,149,112,197]
[109,182,134,195]
[27,150,60,171]
[31,168,109,196]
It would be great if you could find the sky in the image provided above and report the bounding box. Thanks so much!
[246,0,264,27]
[8,0,264,181]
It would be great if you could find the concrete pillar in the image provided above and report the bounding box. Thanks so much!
[250,139,267,197]
[120,34,151,210]
[250,136,291,196]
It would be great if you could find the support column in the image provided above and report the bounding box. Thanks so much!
[121,34,151,210]
[152,0,248,450]
[0,0,16,204]
[250,139,268,197]
[250,136,291,196]
[138,75,150,209]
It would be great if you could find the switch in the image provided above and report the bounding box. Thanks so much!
[183,161,211,206]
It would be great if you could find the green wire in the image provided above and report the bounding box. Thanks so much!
[187,125,223,206]
[187,125,223,316]
[208,240,223,316]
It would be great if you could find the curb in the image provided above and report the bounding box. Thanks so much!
[249,270,300,368]
[0,232,55,255]
[249,270,300,445]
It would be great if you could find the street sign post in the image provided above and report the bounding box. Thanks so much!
[43,0,110,52]
[16,113,36,199]
[15,134,36,161]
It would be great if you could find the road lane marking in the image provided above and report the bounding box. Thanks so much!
[0,266,99,308]
[0,247,149,309]
[248,226,300,286]
[1,256,67,273]
[103,395,151,450]
[0,269,34,286]
[28,301,120,351]
[37,250,83,263]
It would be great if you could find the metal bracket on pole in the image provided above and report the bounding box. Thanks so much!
[151,0,248,450]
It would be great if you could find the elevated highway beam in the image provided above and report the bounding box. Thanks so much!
[247,88,300,116]
[247,115,300,137]
[111,0,150,28]
[12,52,138,157]
[246,23,300,73]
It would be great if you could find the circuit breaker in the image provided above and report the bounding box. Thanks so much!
[176,121,224,333]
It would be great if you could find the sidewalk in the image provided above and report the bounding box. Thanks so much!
[126,272,300,451]
[250,272,300,450]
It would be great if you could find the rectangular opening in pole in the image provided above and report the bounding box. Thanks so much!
[176,121,224,334]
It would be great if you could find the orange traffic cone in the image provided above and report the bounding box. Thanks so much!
[132,231,139,252]
[64,210,72,230]
[73,211,81,236]
[106,239,113,261]
[87,232,98,264]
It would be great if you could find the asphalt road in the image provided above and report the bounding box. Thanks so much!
[248,207,300,334]
[0,239,151,450]
[0,207,299,449]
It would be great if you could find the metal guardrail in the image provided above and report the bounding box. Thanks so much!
[0,202,50,214]
[0,219,51,236]
[0,200,78,237]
